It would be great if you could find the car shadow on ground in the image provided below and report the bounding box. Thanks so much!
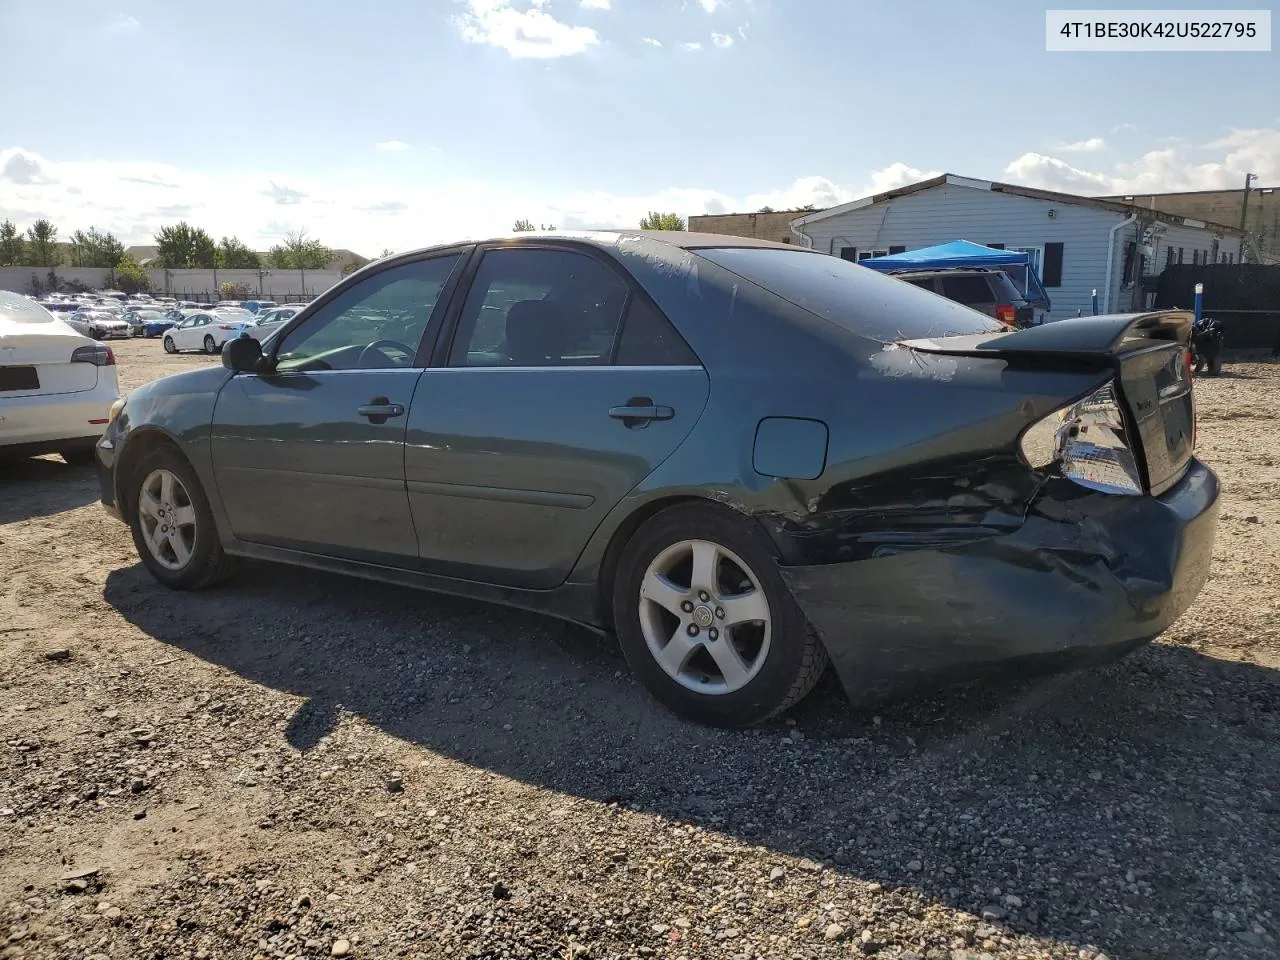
[0,456,100,522]
[103,561,1280,960]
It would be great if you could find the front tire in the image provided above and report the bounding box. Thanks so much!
[612,503,827,727]
[127,447,236,590]
[163,336,177,354]
[203,335,217,354]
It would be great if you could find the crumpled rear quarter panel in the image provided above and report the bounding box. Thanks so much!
[777,460,1219,704]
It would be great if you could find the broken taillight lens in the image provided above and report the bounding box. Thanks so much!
[1017,380,1144,495]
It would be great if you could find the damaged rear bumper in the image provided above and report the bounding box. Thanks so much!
[778,459,1220,704]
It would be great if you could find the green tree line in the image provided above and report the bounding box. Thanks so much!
[0,219,338,271]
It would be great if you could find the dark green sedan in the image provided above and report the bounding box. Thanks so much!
[96,231,1218,726]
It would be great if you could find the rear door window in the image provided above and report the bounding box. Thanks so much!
[448,248,629,367]
[695,247,1002,341]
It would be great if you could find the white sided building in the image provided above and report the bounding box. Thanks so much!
[789,174,1244,321]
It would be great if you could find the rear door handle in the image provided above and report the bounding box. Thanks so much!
[609,397,674,428]
[357,397,405,424]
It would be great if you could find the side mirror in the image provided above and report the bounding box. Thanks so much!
[222,336,263,373]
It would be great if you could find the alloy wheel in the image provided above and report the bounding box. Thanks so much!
[638,538,772,695]
[163,337,176,354]
[137,468,198,571]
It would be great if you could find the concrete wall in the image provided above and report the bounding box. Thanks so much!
[153,268,343,299]
[794,184,1241,320]
[687,210,810,244]
[1103,187,1278,262]
[0,266,343,299]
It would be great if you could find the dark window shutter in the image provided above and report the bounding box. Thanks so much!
[838,247,858,262]
[1042,242,1064,287]
[888,245,906,254]
[985,243,1006,250]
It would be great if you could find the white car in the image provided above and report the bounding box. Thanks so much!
[161,311,253,354]
[246,304,305,344]
[0,290,121,465]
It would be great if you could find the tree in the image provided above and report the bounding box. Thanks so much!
[267,229,334,270]
[154,222,217,268]
[757,205,775,214]
[639,211,685,231]
[219,280,252,299]
[67,227,125,268]
[0,220,24,266]
[512,218,536,232]
[113,255,152,295]
[378,248,395,258]
[23,219,61,266]
[341,256,371,277]
[215,236,261,269]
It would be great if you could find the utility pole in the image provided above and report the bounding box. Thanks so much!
[1238,172,1258,262]
[1239,172,1257,231]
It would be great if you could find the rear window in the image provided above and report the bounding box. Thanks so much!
[939,274,996,305]
[695,248,1002,341]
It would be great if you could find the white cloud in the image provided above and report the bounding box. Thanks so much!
[1002,153,1115,193]
[453,0,599,59]
[737,23,749,39]
[681,41,702,51]
[1112,122,1139,133]
[711,32,733,48]
[1004,129,1280,196]
[580,0,610,8]
[4,133,1274,260]
[375,139,411,152]
[697,0,722,11]
[641,37,663,46]
[106,13,139,33]
[1057,137,1106,152]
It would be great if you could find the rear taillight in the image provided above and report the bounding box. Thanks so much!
[218,324,236,330]
[995,304,1017,327]
[71,344,116,366]
[1017,380,1144,495]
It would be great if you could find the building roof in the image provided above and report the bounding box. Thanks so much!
[790,173,1246,236]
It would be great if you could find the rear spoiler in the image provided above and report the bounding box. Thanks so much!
[900,311,1192,361]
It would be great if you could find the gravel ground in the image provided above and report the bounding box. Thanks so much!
[2,340,1278,960]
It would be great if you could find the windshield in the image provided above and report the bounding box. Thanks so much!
[696,247,1004,341]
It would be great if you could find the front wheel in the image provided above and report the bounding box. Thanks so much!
[127,447,236,589]
[203,334,217,354]
[163,336,177,354]
[612,503,827,727]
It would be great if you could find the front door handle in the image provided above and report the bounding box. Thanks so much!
[609,396,674,428]
[357,397,405,424]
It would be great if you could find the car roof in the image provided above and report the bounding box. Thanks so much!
[384,229,807,262]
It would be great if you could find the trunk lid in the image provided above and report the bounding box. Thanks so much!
[900,311,1195,496]
[1,320,102,397]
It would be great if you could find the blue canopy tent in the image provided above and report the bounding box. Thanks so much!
[859,240,1051,311]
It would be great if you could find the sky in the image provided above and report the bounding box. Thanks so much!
[1,0,1277,257]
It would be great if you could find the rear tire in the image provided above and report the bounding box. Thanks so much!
[203,334,217,354]
[126,446,236,590]
[163,336,177,354]
[612,503,827,727]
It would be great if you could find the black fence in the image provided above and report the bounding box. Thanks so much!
[1154,264,1280,350]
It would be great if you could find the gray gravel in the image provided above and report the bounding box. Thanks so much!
[1,343,1278,959]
